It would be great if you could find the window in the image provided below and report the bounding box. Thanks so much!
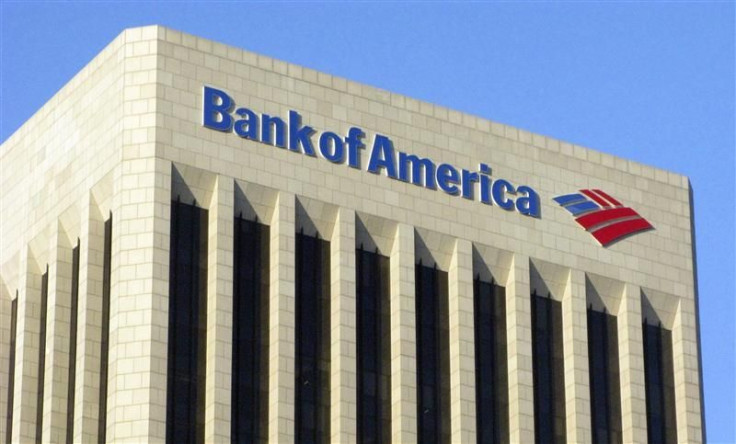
[167,201,208,444]
[66,241,80,444]
[643,321,677,444]
[415,263,450,444]
[98,215,112,444]
[587,308,622,444]
[6,295,18,444]
[356,248,391,444]
[37,267,49,444]
[474,278,509,444]
[295,232,331,444]
[232,216,269,444]
[531,292,566,444]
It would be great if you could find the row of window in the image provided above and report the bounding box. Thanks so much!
[163,200,679,444]
[3,201,676,444]
[5,217,112,444]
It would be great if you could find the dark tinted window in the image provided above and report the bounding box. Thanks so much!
[6,296,18,444]
[66,242,80,444]
[166,201,208,444]
[232,217,269,444]
[99,215,112,444]
[643,322,677,444]
[415,263,450,444]
[474,278,509,444]
[356,248,391,444]
[531,293,566,444]
[587,308,622,444]
[295,232,331,444]
[37,268,49,444]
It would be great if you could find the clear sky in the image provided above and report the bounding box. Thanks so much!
[1,1,734,441]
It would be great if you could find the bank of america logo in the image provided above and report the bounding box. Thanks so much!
[553,189,654,247]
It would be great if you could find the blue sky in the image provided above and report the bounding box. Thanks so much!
[1,2,733,441]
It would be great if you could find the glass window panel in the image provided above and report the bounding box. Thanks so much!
[6,296,18,444]
[415,264,450,444]
[37,268,49,443]
[356,249,391,444]
[232,217,269,444]
[474,279,509,444]
[99,216,112,444]
[166,201,208,444]
[587,308,622,444]
[643,322,677,444]
[532,294,566,444]
[66,242,80,444]
[295,233,330,444]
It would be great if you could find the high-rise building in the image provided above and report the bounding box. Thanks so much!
[0,26,704,443]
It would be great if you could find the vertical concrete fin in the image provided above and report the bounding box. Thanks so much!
[448,238,476,443]
[268,191,296,443]
[563,269,592,443]
[73,192,107,442]
[389,223,417,443]
[673,297,704,443]
[205,175,234,443]
[330,207,357,442]
[42,221,74,443]
[13,247,44,443]
[618,283,648,443]
[505,253,534,443]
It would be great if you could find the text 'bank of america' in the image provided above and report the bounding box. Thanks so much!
[0,26,703,444]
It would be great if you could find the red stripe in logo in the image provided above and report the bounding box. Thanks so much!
[593,189,622,207]
[575,207,639,230]
[580,189,611,208]
[590,218,653,246]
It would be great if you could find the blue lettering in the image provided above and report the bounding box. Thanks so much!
[201,88,540,220]
[345,127,365,169]
[367,135,397,178]
[398,152,436,188]
[202,86,233,131]
[516,186,541,218]
[492,179,515,210]
[288,110,316,156]
[234,107,258,140]
[319,132,345,163]
[437,163,460,195]
[461,169,479,200]
[479,163,493,204]
[261,114,286,148]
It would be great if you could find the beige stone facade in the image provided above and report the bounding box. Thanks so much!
[0,26,703,443]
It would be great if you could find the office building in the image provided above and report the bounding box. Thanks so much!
[0,26,704,443]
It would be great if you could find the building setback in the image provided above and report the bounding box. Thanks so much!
[0,26,704,443]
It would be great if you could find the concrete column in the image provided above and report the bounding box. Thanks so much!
[73,200,106,442]
[506,254,534,443]
[673,297,704,443]
[12,249,43,443]
[330,207,357,443]
[389,223,417,444]
[268,191,296,443]
[42,224,74,443]
[205,176,235,443]
[108,157,171,442]
[618,283,647,443]
[448,238,476,443]
[562,269,592,443]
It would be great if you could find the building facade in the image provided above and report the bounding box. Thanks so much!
[0,26,704,443]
